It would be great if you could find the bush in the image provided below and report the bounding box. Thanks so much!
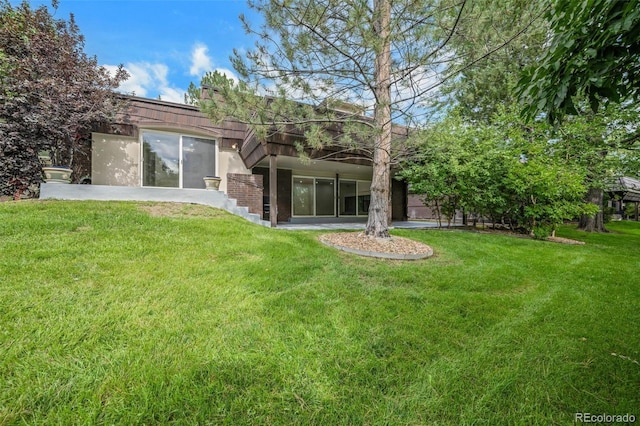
[624,203,638,220]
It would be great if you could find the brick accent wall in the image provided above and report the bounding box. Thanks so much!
[252,167,293,223]
[226,173,264,216]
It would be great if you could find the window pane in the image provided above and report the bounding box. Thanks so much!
[316,178,335,216]
[293,177,314,216]
[358,181,371,215]
[142,131,179,187]
[182,136,216,189]
[339,180,356,216]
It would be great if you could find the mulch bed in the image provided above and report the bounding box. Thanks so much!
[319,232,434,256]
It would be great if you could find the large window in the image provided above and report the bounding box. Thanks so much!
[142,131,216,188]
[182,136,217,188]
[339,180,370,216]
[143,132,179,187]
[315,179,335,216]
[292,177,314,216]
[292,176,336,216]
[339,180,357,215]
[357,181,371,215]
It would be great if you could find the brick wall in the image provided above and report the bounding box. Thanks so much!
[251,167,292,223]
[226,173,264,217]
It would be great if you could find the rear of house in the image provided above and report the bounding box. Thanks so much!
[88,95,407,225]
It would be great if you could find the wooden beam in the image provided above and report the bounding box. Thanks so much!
[270,155,278,227]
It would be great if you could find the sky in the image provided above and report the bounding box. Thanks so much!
[17,0,260,104]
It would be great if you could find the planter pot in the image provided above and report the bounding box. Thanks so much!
[42,166,72,184]
[203,176,221,190]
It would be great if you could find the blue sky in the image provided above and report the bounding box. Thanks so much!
[19,0,260,103]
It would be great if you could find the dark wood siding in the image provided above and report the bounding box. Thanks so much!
[115,96,245,144]
[277,169,293,223]
[392,179,407,221]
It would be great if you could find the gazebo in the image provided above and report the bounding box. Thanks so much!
[607,177,640,220]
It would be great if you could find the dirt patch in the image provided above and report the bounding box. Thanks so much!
[138,202,225,218]
[319,232,434,257]
[546,236,586,245]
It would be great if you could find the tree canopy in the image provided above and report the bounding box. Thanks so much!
[519,0,640,122]
[398,0,640,234]
[0,0,127,199]
[401,108,599,236]
[439,0,548,123]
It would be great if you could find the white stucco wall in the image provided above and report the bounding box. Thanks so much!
[218,148,251,192]
[91,133,140,186]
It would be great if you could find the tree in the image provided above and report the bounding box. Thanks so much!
[517,0,640,231]
[518,0,640,122]
[554,104,640,232]
[401,108,598,237]
[439,0,548,123]
[189,0,540,238]
[0,0,128,199]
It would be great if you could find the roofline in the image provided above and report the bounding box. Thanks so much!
[118,93,199,112]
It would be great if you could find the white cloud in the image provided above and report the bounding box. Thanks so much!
[104,63,149,97]
[213,67,239,85]
[190,43,214,77]
[101,43,241,105]
[157,87,185,104]
[105,62,187,104]
[189,43,240,85]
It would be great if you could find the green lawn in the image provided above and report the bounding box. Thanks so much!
[0,200,638,425]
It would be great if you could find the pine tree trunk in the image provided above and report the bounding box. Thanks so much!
[365,0,392,239]
[578,186,608,232]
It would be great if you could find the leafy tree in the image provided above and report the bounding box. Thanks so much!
[402,108,597,236]
[0,0,128,199]
[189,0,540,238]
[518,0,640,122]
[439,0,548,123]
[514,0,640,231]
[401,114,512,227]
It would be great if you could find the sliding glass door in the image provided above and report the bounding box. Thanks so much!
[142,131,216,188]
[293,176,371,218]
[292,177,314,216]
[182,136,216,188]
[142,132,180,187]
[292,176,336,217]
[339,180,370,216]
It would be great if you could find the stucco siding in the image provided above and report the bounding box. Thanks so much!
[91,133,140,186]
[218,149,251,192]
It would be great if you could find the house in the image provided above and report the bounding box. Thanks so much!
[83,95,407,226]
[607,176,640,220]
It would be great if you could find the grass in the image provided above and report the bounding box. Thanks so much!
[0,200,638,425]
